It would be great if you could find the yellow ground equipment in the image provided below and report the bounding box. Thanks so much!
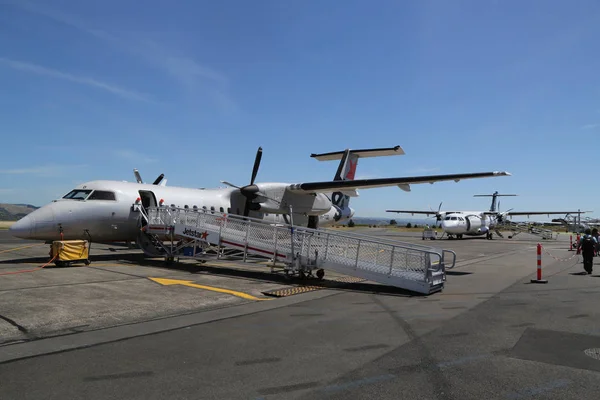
[51,240,91,267]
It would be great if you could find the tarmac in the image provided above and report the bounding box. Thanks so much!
[1,228,599,399]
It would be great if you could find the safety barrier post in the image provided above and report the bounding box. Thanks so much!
[569,235,573,251]
[530,243,548,284]
[576,233,581,254]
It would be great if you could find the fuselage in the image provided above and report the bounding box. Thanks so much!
[441,212,498,237]
[9,180,354,242]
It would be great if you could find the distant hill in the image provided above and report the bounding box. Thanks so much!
[0,203,39,221]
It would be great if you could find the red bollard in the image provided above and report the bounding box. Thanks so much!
[569,235,573,251]
[576,234,581,254]
[531,243,548,284]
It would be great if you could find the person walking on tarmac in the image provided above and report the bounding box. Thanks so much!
[578,229,597,274]
[592,228,599,256]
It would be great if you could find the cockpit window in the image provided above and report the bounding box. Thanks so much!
[451,217,458,220]
[88,190,116,201]
[62,189,92,200]
[445,216,451,220]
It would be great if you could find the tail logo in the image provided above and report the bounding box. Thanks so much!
[345,159,357,180]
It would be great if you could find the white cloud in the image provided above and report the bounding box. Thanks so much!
[0,57,153,103]
[0,164,87,177]
[581,123,600,130]
[113,150,158,164]
[9,1,235,110]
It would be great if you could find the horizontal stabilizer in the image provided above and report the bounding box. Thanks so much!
[474,194,517,197]
[339,189,359,197]
[311,145,404,161]
[288,171,511,193]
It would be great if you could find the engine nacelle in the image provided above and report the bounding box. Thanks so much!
[477,226,489,234]
[252,183,332,215]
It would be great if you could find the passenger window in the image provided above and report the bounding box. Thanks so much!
[219,207,224,213]
[184,205,189,209]
[210,206,215,214]
[451,217,457,221]
[227,208,231,213]
[87,190,116,201]
[193,206,198,211]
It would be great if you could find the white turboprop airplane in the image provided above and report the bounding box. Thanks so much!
[387,191,588,239]
[10,146,510,252]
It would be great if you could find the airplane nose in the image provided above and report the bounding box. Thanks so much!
[9,215,34,238]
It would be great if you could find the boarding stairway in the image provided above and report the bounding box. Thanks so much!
[495,220,555,240]
[138,206,456,295]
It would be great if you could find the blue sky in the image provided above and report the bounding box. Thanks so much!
[1,0,599,220]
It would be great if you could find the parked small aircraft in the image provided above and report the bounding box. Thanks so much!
[10,146,510,252]
[387,191,588,239]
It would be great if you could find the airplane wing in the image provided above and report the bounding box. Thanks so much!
[287,171,511,193]
[386,210,441,215]
[484,211,591,216]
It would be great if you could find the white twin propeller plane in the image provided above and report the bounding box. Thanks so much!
[10,145,511,244]
[387,191,588,239]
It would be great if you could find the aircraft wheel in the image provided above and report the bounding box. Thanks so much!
[316,269,325,280]
[84,260,91,266]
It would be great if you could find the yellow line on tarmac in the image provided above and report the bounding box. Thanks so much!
[0,244,45,254]
[148,277,271,301]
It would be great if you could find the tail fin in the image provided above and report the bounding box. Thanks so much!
[311,146,405,209]
[473,191,517,212]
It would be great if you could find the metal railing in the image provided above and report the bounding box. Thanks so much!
[146,207,451,284]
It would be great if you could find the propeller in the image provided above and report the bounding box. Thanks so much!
[428,202,444,227]
[221,147,263,217]
[495,202,514,223]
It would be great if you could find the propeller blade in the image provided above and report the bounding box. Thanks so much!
[438,202,443,212]
[250,147,263,185]
[133,169,143,184]
[152,174,165,185]
[220,180,241,189]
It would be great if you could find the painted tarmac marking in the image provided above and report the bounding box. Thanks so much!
[148,277,271,301]
[0,244,45,254]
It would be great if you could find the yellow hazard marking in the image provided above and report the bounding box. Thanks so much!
[262,286,323,298]
[0,243,46,254]
[148,277,271,301]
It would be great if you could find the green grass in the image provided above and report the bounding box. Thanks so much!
[0,221,15,230]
